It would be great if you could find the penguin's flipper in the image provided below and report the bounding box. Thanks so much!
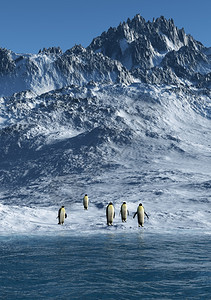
[145,212,149,219]
[65,213,67,218]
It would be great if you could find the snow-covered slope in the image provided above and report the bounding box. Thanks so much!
[0,82,210,235]
[0,14,210,236]
[0,46,132,97]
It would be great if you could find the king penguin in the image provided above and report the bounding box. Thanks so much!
[133,203,149,227]
[120,202,129,222]
[83,194,89,210]
[58,206,67,225]
[106,202,115,226]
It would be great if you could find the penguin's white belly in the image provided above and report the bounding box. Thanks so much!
[138,210,144,225]
[59,210,65,223]
[107,207,114,222]
[121,207,127,219]
[83,198,88,209]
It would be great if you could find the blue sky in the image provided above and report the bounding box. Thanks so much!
[0,0,210,54]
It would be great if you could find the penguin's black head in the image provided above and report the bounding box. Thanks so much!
[62,206,64,208]
[139,203,142,206]
[109,202,113,205]
[85,194,87,196]
[123,202,126,204]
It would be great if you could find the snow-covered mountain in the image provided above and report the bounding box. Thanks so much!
[88,14,211,87]
[0,14,210,235]
[0,45,132,97]
[0,14,211,98]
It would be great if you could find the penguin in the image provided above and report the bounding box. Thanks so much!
[120,202,129,222]
[106,202,115,226]
[58,206,67,225]
[83,194,89,210]
[133,203,149,227]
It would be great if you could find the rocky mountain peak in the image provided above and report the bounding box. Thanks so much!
[0,14,210,97]
[88,14,200,67]
[38,47,63,55]
[88,14,210,87]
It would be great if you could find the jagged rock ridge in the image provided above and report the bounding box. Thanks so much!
[88,14,211,87]
[0,14,211,97]
[0,45,132,97]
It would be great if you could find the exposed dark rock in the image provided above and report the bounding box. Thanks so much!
[0,14,210,96]
[0,48,15,75]
[88,14,210,87]
[38,47,63,55]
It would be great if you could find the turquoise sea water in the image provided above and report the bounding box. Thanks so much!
[0,232,210,299]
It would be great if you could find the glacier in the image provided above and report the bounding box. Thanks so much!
[0,14,210,237]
